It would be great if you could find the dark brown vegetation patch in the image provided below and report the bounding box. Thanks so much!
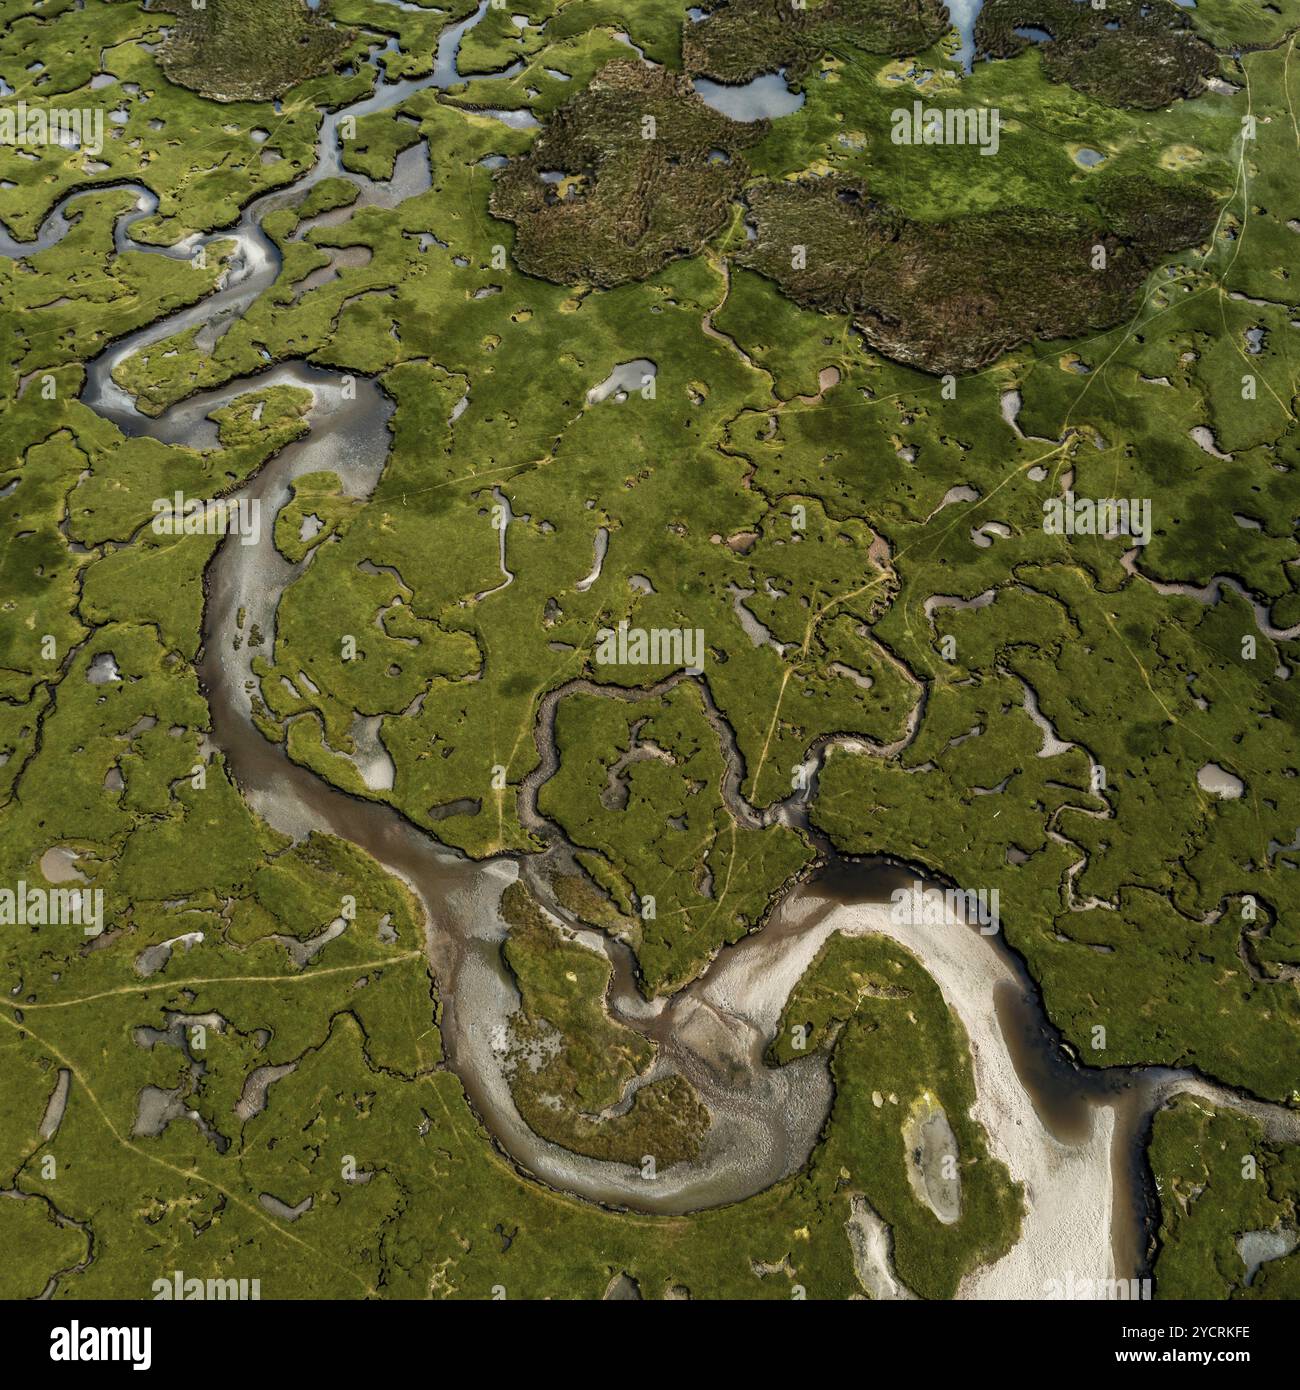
[155,0,353,103]
[975,0,1220,108]
[489,60,767,288]
[736,175,1218,373]
[683,0,952,84]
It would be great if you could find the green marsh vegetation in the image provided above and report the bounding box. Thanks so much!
[1,0,1297,1299]
[1150,1098,1300,1298]
[498,881,710,1166]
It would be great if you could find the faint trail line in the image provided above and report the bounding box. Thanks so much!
[0,951,425,1010]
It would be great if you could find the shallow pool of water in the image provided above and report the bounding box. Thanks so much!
[692,70,805,121]
[947,0,985,74]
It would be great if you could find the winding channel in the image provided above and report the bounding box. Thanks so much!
[11,0,1298,1294]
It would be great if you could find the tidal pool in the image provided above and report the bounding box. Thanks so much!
[692,70,804,121]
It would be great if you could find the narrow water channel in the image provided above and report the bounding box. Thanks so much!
[14,0,1292,1293]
